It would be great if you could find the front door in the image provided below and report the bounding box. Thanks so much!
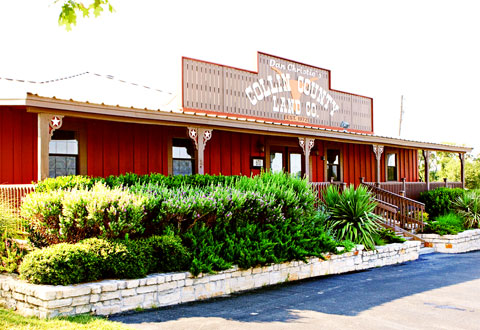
[270,147,304,177]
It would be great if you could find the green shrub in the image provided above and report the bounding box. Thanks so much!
[21,183,148,245]
[19,234,190,285]
[0,231,29,273]
[373,228,406,246]
[183,209,339,276]
[34,175,97,192]
[19,243,101,285]
[79,238,146,279]
[419,188,465,219]
[322,184,381,250]
[453,190,480,229]
[421,212,465,235]
[124,234,191,274]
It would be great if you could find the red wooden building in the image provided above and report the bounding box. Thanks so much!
[0,53,472,198]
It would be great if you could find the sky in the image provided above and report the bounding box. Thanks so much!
[1,0,479,154]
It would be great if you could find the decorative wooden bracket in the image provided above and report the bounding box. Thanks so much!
[299,137,315,180]
[49,115,64,136]
[299,137,315,155]
[372,144,384,184]
[372,144,384,160]
[187,127,213,175]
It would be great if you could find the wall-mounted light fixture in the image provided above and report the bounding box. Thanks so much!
[340,121,350,130]
[256,140,265,153]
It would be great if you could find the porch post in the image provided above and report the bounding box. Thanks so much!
[37,113,63,181]
[299,137,315,181]
[459,153,465,189]
[372,144,384,186]
[188,127,213,175]
[422,150,430,191]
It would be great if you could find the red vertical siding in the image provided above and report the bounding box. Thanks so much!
[0,107,37,184]
[118,123,134,174]
[87,121,104,177]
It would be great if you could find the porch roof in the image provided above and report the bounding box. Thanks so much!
[0,74,472,154]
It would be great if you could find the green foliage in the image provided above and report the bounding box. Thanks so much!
[183,210,339,276]
[418,151,480,189]
[373,228,406,246]
[57,0,115,31]
[0,199,18,235]
[453,191,480,229]
[0,230,29,273]
[419,188,465,219]
[422,212,466,235]
[21,183,147,245]
[322,184,381,250]
[34,175,96,192]
[19,242,101,285]
[19,234,189,285]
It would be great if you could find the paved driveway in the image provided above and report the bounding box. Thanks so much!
[111,251,480,330]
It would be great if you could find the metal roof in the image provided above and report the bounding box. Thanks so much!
[0,73,472,154]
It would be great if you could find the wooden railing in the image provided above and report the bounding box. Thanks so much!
[374,198,398,228]
[364,180,463,200]
[0,184,35,233]
[310,181,345,206]
[361,181,426,232]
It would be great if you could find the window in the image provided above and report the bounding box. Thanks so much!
[386,153,398,181]
[49,130,78,178]
[270,151,284,173]
[172,138,195,175]
[326,149,341,181]
[289,152,302,177]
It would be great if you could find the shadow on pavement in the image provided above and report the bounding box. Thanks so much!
[110,251,480,324]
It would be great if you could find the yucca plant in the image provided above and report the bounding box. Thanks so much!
[454,191,480,229]
[322,184,381,250]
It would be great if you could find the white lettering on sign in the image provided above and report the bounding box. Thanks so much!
[244,68,339,118]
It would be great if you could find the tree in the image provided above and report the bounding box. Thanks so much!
[418,151,480,189]
[56,0,114,31]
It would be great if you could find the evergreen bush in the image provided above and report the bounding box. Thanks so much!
[418,188,465,219]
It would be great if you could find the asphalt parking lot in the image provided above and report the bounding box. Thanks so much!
[111,251,480,330]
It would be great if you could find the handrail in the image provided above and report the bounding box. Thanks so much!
[374,198,398,228]
[362,182,426,232]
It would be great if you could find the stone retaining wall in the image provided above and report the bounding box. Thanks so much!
[0,241,420,318]
[419,229,480,253]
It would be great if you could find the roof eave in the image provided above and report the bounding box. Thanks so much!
[23,94,473,154]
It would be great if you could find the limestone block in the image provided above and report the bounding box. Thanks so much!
[180,286,195,303]
[45,298,73,309]
[136,285,157,294]
[72,295,90,306]
[95,305,121,315]
[157,281,177,292]
[123,294,144,307]
[99,291,120,301]
[100,281,118,292]
[61,286,92,298]
[90,294,100,303]
[75,304,92,314]
[159,290,181,306]
[172,272,188,281]
[125,279,140,289]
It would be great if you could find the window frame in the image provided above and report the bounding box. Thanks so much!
[324,146,343,182]
[385,151,399,182]
[171,137,196,176]
[48,130,79,178]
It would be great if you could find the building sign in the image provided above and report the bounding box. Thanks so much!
[182,52,373,133]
